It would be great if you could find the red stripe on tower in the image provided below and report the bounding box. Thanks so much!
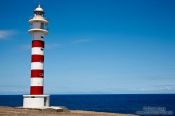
[32,40,44,48]
[32,55,44,62]
[30,86,43,95]
[31,70,44,78]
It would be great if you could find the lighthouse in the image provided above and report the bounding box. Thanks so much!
[23,3,50,108]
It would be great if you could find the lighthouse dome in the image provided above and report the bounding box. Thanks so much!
[34,4,44,12]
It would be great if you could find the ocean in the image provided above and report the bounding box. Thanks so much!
[0,94,174,116]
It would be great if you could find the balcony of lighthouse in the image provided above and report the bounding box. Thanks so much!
[28,22,48,34]
[29,15,48,24]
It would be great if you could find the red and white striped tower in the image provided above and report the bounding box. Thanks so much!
[29,4,47,95]
[23,3,50,108]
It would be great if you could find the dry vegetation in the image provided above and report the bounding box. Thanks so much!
[0,107,137,116]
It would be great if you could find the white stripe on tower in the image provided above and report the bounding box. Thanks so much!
[32,47,44,55]
[31,78,44,86]
[31,62,44,70]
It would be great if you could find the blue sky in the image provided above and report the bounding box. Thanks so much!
[0,0,175,94]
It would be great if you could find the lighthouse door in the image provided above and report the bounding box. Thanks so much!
[44,97,47,106]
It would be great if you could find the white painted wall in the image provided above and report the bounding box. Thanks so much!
[32,32,44,41]
[23,95,49,108]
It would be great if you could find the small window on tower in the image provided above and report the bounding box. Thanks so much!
[41,36,44,38]
[41,48,44,51]
[40,73,43,77]
[41,23,44,29]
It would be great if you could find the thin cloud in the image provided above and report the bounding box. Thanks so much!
[0,85,27,94]
[0,30,17,40]
[19,43,62,50]
[19,38,92,51]
[46,43,62,49]
[155,84,175,91]
[18,44,31,50]
[72,39,93,44]
[136,84,175,93]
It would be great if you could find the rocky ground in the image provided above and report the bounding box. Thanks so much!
[0,107,137,116]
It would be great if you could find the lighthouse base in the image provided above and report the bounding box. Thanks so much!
[23,95,49,108]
